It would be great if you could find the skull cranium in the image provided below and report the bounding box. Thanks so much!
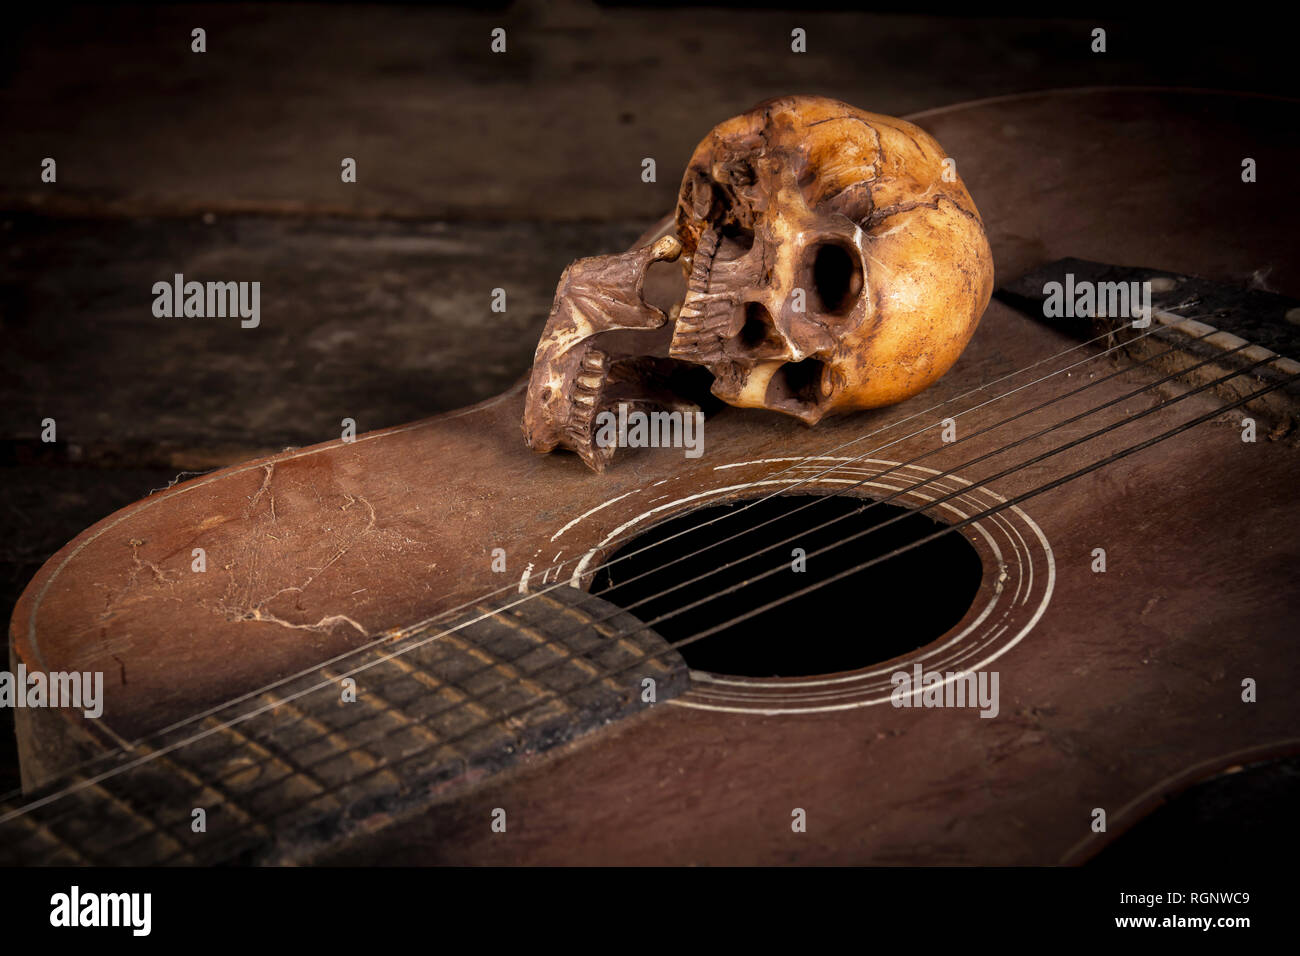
[523,95,993,471]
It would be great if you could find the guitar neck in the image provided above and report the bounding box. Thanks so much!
[1,588,686,865]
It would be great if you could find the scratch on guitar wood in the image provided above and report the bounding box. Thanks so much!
[201,464,379,638]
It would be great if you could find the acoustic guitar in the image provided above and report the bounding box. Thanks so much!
[3,87,1297,867]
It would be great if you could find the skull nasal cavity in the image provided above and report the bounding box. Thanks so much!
[772,358,826,407]
[809,242,862,314]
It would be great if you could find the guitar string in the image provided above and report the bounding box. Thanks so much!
[652,372,1298,646]
[235,332,1204,747]
[2,315,1200,823]
[603,352,1276,637]
[16,350,1284,858]
[133,368,1294,866]
[29,363,1297,864]
[169,345,1263,801]
[0,317,1176,804]
[160,331,1223,793]
[573,336,1217,607]
[0,317,1238,823]
[136,336,1240,818]
[383,322,1182,639]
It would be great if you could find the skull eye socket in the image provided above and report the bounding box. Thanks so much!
[717,159,755,187]
[808,241,863,315]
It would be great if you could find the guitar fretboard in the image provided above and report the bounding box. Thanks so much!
[0,587,687,865]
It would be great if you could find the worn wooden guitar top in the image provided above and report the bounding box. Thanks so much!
[7,89,1299,865]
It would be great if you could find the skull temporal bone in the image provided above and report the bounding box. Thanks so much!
[670,95,994,424]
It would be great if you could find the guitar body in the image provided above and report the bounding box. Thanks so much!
[9,89,1299,865]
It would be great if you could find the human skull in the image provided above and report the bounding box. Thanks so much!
[522,95,993,470]
[671,95,993,422]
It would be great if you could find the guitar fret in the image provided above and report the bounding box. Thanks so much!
[0,797,95,866]
[266,682,410,791]
[379,646,496,724]
[77,738,273,865]
[439,625,578,721]
[188,714,342,827]
[27,769,196,866]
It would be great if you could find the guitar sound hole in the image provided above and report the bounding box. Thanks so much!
[590,494,983,678]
